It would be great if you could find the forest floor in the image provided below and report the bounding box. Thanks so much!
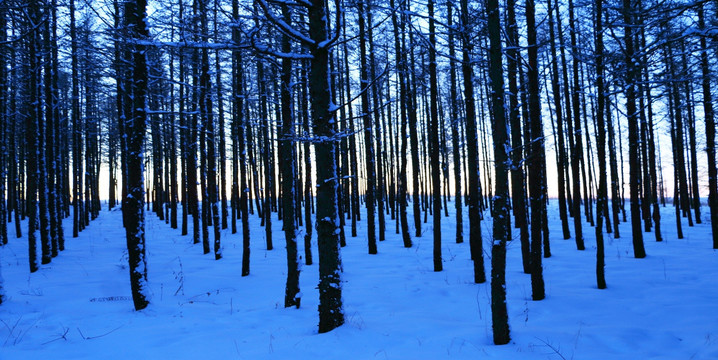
[1,200,717,359]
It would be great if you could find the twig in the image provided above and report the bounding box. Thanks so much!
[14,317,40,345]
[77,325,124,340]
[535,337,568,360]
[41,327,70,345]
[1,317,22,346]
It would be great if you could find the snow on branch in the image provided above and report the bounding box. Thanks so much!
[255,0,316,46]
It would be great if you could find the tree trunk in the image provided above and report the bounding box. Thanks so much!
[309,0,345,333]
[407,2,421,238]
[447,1,462,244]
[233,0,250,276]
[367,2,385,242]
[301,60,314,263]
[123,0,150,311]
[198,0,220,260]
[546,0,571,240]
[391,0,412,248]
[486,0,510,343]
[623,0,646,258]
[459,0,485,284]
[427,0,442,272]
[594,0,607,289]
[527,0,546,299]
[358,0,377,255]
[280,4,300,307]
[27,0,41,273]
[0,7,6,247]
[698,4,718,248]
[214,1,228,231]
[257,57,273,251]
[568,0,584,250]
[506,0,530,273]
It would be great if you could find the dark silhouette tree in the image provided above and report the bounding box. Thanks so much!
[486,0,510,344]
[123,0,151,311]
[623,0,646,258]
[698,3,717,248]
[357,0,377,255]
[526,0,545,300]
[427,0,442,272]
[594,0,607,289]
[459,0,485,284]
[279,3,300,308]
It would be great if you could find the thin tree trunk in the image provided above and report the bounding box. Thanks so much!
[568,0,584,249]
[460,0,485,283]
[391,0,412,248]
[506,0,529,273]
[280,4,300,307]
[198,0,220,259]
[233,0,250,276]
[367,1,385,242]
[214,0,228,231]
[594,0,607,289]
[27,0,42,273]
[447,1,462,245]
[698,4,718,248]
[623,0,646,258]
[486,0,510,343]
[427,0,442,272]
[358,0,377,254]
[527,0,546,299]
[301,60,314,263]
[546,0,571,240]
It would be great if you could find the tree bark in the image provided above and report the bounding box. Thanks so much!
[698,4,718,248]
[307,0,344,333]
[427,0,442,272]
[459,0,485,284]
[594,0,607,289]
[358,0,377,254]
[486,0,510,343]
[123,0,151,311]
[527,0,546,299]
[280,4,300,307]
[623,0,646,258]
[546,0,571,240]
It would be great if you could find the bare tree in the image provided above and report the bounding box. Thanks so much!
[122,0,151,311]
[486,0,510,343]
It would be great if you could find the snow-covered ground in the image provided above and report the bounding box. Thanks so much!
[1,201,717,359]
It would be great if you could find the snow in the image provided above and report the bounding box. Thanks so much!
[1,202,717,359]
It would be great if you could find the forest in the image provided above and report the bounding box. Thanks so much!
[0,0,717,357]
